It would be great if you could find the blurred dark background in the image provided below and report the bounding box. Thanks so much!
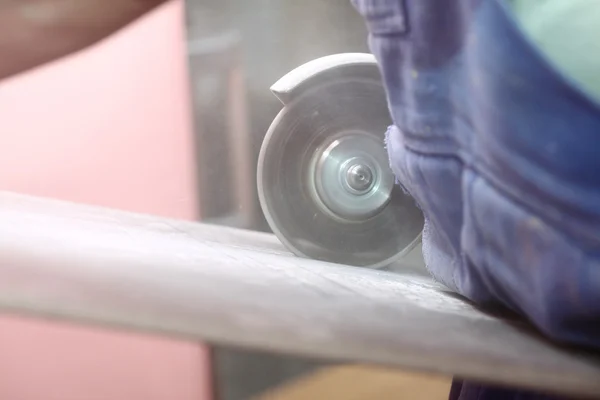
[184,1,370,399]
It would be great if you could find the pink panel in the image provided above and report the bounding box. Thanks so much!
[0,1,212,399]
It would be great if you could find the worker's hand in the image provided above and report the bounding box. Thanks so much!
[0,0,168,80]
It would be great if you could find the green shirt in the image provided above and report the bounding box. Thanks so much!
[508,0,600,102]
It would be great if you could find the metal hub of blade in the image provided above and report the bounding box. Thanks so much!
[311,133,395,222]
[257,80,424,268]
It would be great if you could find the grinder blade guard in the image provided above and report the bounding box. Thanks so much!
[257,53,424,268]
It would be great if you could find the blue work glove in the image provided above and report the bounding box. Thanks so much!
[351,0,600,397]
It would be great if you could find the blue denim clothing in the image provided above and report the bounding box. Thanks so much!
[351,0,600,398]
[448,380,568,400]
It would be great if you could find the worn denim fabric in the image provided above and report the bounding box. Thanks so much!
[448,380,567,400]
[351,0,600,399]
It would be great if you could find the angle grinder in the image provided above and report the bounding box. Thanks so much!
[257,53,424,268]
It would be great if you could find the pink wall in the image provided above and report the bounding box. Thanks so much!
[0,1,212,399]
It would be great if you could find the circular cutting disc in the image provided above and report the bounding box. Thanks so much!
[257,79,424,268]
